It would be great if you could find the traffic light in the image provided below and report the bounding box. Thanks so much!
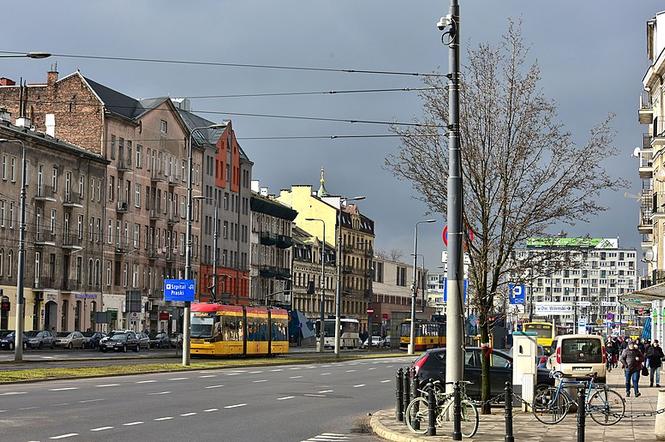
[307,280,315,295]
[0,296,10,312]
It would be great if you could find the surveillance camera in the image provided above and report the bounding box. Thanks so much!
[437,15,452,30]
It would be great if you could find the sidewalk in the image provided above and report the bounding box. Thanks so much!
[371,368,662,441]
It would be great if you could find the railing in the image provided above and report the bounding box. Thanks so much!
[644,133,652,149]
[35,184,55,199]
[62,233,83,248]
[259,232,278,246]
[275,234,293,249]
[114,242,126,254]
[151,170,164,182]
[34,276,56,289]
[117,159,129,172]
[35,228,56,243]
[653,270,665,285]
[147,246,159,259]
[640,150,653,168]
[64,279,82,291]
[168,174,179,186]
[63,190,82,206]
[167,214,179,225]
[117,201,128,213]
[640,92,652,111]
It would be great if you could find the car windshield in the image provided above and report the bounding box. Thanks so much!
[0,331,12,338]
[111,334,128,341]
[82,332,95,337]
[191,316,214,338]
[561,338,602,363]
[57,332,70,338]
[25,331,38,338]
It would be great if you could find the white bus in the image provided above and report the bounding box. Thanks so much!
[316,318,360,349]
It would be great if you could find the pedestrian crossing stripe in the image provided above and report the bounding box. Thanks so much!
[302,433,351,441]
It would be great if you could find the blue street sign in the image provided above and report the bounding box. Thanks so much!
[163,279,196,302]
[508,283,525,305]
[443,278,468,303]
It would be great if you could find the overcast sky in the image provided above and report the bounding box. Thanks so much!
[0,1,660,275]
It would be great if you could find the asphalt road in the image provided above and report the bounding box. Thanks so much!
[0,355,415,442]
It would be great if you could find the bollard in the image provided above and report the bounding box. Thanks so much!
[396,368,404,422]
[656,389,665,440]
[452,381,462,441]
[505,381,514,442]
[403,369,411,418]
[427,379,437,436]
[576,385,585,442]
[412,369,421,431]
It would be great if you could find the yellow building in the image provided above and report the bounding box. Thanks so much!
[277,170,375,329]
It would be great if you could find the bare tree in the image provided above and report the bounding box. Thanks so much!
[374,249,389,260]
[389,249,404,262]
[386,21,625,413]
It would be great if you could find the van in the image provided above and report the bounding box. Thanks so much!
[547,334,606,383]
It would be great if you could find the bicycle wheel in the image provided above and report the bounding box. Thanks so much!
[435,399,478,438]
[405,397,430,434]
[532,386,570,425]
[588,388,625,426]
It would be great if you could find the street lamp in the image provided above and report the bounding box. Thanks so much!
[183,124,225,367]
[409,219,436,355]
[0,139,26,362]
[306,217,326,353]
[411,253,427,312]
[0,51,51,59]
[334,195,365,356]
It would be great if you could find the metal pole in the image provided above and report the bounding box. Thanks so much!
[334,205,342,356]
[13,141,26,361]
[212,200,219,302]
[308,220,326,352]
[529,277,534,322]
[444,0,464,393]
[183,132,194,366]
[409,223,419,355]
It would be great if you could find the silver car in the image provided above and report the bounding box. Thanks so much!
[55,331,85,349]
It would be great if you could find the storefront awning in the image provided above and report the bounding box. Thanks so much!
[620,282,665,307]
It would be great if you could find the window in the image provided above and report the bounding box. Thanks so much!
[79,175,85,198]
[223,221,229,239]
[7,250,12,275]
[110,135,116,160]
[0,200,4,227]
[77,215,83,239]
[123,263,128,287]
[50,209,56,233]
[52,167,58,191]
[106,262,112,287]
[136,145,143,168]
[133,223,140,248]
[0,249,3,275]
[396,266,407,287]
[160,120,168,134]
[127,141,132,167]
[8,202,13,229]
[90,178,95,201]
[108,175,114,201]
[9,157,16,182]
[107,220,113,244]
[135,183,141,208]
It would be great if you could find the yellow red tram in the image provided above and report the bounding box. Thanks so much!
[399,319,446,351]
[190,303,288,357]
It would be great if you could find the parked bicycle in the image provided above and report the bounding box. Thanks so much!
[532,370,625,426]
[405,380,479,437]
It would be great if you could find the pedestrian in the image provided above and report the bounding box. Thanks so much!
[647,340,665,387]
[620,340,644,397]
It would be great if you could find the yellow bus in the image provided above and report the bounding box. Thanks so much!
[522,321,555,348]
[190,303,288,357]
[399,319,446,351]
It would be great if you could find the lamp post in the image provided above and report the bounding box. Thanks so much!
[334,195,365,356]
[0,52,51,59]
[306,218,326,353]
[409,220,436,355]
[183,124,225,367]
[412,253,427,312]
[0,139,26,361]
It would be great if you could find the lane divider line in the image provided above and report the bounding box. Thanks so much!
[180,412,197,417]
[154,417,174,421]
[205,384,224,389]
[224,403,247,409]
[277,396,294,400]
[203,408,219,412]
[90,426,114,432]
[49,433,78,440]
[123,421,143,426]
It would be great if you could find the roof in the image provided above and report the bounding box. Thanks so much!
[84,76,144,120]
[175,107,250,161]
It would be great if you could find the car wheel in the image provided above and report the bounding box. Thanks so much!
[9,343,13,351]
[134,345,139,352]
[68,343,73,350]
[123,345,127,353]
[38,342,43,349]
[101,348,107,353]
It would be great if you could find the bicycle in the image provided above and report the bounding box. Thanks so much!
[532,371,625,426]
[405,380,479,438]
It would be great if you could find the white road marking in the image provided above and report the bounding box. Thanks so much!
[270,368,283,372]
[317,389,334,393]
[53,402,70,406]
[18,406,38,411]
[248,370,263,374]
[387,365,394,368]
[368,367,376,371]
[289,367,301,370]
[79,398,105,404]
[226,372,241,376]
[380,379,391,383]
[49,433,78,439]
[199,374,217,378]
[353,384,366,388]
[154,416,173,421]
[205,384,224,389]
[49,387,78,391]
[148,391,171,395]
[253,379,267,383]
[168,377,188,381]
[123,421,143,426]
[0,410,7,413]
[320,372,331,376]
[289,375,303,379]
[0,391,27,396]
[224,403,247,409]
[136,380,156,384]
[277,396,294,400]
[180,412,197,417]
[40,356,54,359]
[321,365,331,368]
[90,426,114,432]
[204,408,219,412]
[229,369,247,373]
[96,383,120,388]
[304,393,325,397]
[345,369,357,373]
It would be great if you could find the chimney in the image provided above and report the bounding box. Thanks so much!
[45,114,55,137]
[47,63,58,87]
[15,81,31,129]
[260,187,269,197]
[251,180,260,193]
[0,77,15,86]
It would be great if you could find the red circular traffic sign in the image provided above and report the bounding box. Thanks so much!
[442,225,474,247]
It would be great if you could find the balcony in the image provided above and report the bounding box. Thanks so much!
[63,279,82,292]
[149,209,160,222]
[147,246,159,261]
[35,228,56,245]
[116,201,128,214]
[114,243,126,254]
[62,233,83,250]
[63,191,83,208]
[167,214,179,227]
[259,232,277,246]
[342,244,355,254]
[653,121,665,148]
[639,149,654,178]
[258,265,290,280]
[639,93,653,125]
[275,234,293,249]
[166,251,177,263]
[34,276,56,290]
[34,184,56,202]
[117,158,130,173]
[639,190,653,233]
[150,170,164,183]
[641,232,654,250]
[653,270,665,286]
[167,174,179,188]
[341,265,354,274]
[363,247,374,257]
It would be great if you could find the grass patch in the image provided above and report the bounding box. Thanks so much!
[0,352,406,384]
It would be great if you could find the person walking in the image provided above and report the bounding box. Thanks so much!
[620,340,644,397]
[647,340,665,387]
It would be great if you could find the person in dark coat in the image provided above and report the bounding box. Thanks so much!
[647,340,665,387]
[620,340,644,397]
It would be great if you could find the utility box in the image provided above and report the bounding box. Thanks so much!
[512,332,538,411]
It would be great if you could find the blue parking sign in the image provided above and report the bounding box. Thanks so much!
[164,279,196,302]
[508,283,525,304]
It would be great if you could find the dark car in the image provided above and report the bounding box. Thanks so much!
[99,331,140,353]
[0,331,27,351]
[82,332,105,349]
[25,330,56,349]
[149,332,170,349]
[137,332,151,350]
[411,347,554,400]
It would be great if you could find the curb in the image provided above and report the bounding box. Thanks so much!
[370,410,422,442]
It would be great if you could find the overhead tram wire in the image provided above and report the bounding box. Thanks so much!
[0,50,444,78]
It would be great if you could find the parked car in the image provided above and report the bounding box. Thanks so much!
[55,331,86,349]
[25,330,56,349]
[82,332,105,349]
[149,332,171,349]
[170,333,183,348]
[547,334,606,383]
[99,331,140,352]
[0,331,27,351]
[361,336,384,348]
[137,332,151,350]
[411,347,554,400]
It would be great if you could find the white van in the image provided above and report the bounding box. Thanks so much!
[547,334,606,383]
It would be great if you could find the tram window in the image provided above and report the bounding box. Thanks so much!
[222,316,242,341]
[272,320,287,341]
